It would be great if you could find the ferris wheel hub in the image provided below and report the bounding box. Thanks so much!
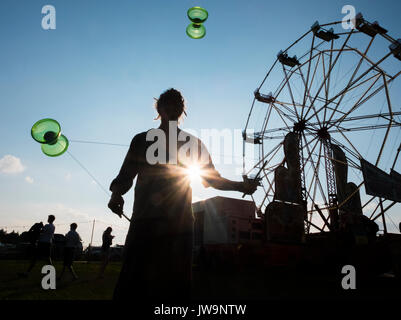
[317,127,330,141]
[293,120,306,133]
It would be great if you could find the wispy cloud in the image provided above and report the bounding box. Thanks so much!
[25,176,34,184]
[0,155,25,174]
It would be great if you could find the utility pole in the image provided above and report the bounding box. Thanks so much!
[90,219,95,247]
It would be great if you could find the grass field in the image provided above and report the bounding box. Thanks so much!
[1,260,400,300]
[0,260,120,300]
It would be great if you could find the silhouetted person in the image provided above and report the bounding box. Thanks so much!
[58,223,82,280]
[108,88,258,300]
[27,222,44,246]
[18,215,55,277]
[97,227,114,279]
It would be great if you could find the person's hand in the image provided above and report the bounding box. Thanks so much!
[108,193,124,217]
[240,177,260,195]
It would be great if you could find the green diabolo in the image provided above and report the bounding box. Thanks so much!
[31,118,69,157]
[186,7,208,39]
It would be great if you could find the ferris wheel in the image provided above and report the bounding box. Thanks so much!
[243,13,401,236]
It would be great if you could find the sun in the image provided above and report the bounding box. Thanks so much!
[186,164,202,184]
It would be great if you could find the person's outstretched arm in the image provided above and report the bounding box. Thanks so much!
[199,155,258,195]
[197,142,259,195]
[204,174,258,194]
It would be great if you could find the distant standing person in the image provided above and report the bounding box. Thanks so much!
[27,222,44,246]
[18,215,56,277]
[98,227,114,278]
[58,223,82,280]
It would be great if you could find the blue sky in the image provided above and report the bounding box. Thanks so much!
[0,0,401,245]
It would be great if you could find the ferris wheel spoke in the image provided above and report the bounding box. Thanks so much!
[307,165,319,212]
[259,172,276,210]
[331,129,363,160]
[281,66,301,121]
[256,128,288,138]
[348,46,395,80]
[301,34,316,118]
[259,103,274,139]
[272,63,300,100]
[297,131,320,150]
[329,137,361,167]
[307,62,390,125]
[374,77,393,167]
[305,50,394,123]
[244,99,257,132]
[307,138,322,196]
[259,59,279,91]
[372,201,396,228]
[259,143,284,173]
[302,134,329,206]
[313,204,332,231]
[302,137,321,168]
[245,141,283,176]
[324,72,382,129]
[326,37,375,124]
[330,122,401,133]
[304,49,349,127]
[262,172,275,198]
[271,104,294,129]
[308,149,361,171]
[301,138,321,210]
[336,182,365,213]
[321,41,336,123]
[273,49,322,111]
[298,67,323,126]
[305,148,331,230]
[299,34,320,119]
[368,199,384,220]
[321,55,334,122]
[306,219,325,232]
[327,111,401,126]
[320,71,381,124]
[324,105,347,116]
[326,41,336,122]
[274,102,299,119]
[304,31,354,121]
[367,200,396,223]
[301,52,322,119]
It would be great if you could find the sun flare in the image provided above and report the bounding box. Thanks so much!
[186,164,202,184]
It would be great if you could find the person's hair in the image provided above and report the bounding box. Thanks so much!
[154,88,186,121]
[105,227,112,234]
[48,215,55,223]
[70,223,77,230]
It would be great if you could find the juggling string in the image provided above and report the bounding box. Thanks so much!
[31,118,131,222]
[66,150,131,222]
